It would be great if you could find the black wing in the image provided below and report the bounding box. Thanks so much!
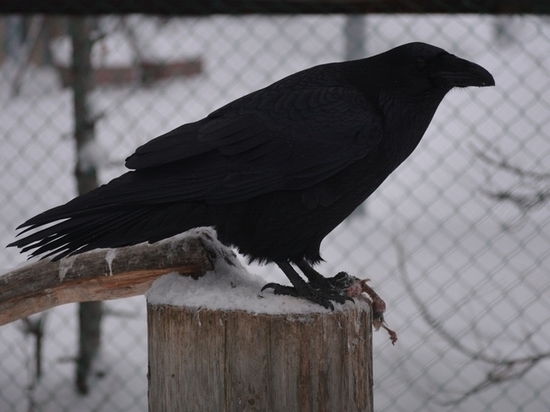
[16,70,383,234]
[123,85,383,205]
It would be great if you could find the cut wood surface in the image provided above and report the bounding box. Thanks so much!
[0,236,213,326]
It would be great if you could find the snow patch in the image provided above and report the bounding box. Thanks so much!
[105,249,117,276]
[49,19,201,69]
[78,139,111,173]
[146,228,360,315]
[58,255,76,281]
[50,32,134,68]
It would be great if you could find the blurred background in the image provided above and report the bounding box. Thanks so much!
[0,3,549,411]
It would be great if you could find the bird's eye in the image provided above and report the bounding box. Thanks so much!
[416,57,427,70]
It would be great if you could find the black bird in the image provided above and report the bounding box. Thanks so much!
[9,43,494,309]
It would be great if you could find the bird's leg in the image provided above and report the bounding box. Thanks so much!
[297,262,396,342]
[295,259,329,287]
[296,260,357,291]
[262,261,354,310]
[262,261,352,310]
[263,262,397,342]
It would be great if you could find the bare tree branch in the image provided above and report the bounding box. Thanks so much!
[473,143,550,182]
[472,142,550,212]
[394,236,550,405]
[0,235,213,326]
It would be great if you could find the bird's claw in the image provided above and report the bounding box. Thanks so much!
[263,275,397,344]
[261,281,351,310]
[261,283,301,297]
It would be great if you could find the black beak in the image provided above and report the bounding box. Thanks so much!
[433,54,495,88]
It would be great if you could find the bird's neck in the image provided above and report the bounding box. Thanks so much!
[379,89,448,162]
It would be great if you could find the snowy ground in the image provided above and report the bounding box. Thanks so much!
[0,14,549,412]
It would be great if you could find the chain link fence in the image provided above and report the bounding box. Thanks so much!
[0,9,549,412]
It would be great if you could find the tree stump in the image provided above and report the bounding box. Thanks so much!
[147,272,373,412]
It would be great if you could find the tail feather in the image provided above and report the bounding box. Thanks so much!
[17,210,148,259]
[9,202,212,261]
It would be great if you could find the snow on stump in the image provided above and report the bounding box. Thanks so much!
[146,231,373,412]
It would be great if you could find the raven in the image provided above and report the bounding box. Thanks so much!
[9,42,494,309]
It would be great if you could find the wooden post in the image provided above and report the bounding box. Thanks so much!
[147,280,373,412]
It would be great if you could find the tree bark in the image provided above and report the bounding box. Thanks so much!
[0,236,212,326]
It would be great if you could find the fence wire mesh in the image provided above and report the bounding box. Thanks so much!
[0,11,549,412]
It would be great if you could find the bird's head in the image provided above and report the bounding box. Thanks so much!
[344,42,495,155]
[371,42,495,93]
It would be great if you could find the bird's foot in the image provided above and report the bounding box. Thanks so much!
[323,271,361,290]
[346,277,398,345]
[261,276,353,310]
